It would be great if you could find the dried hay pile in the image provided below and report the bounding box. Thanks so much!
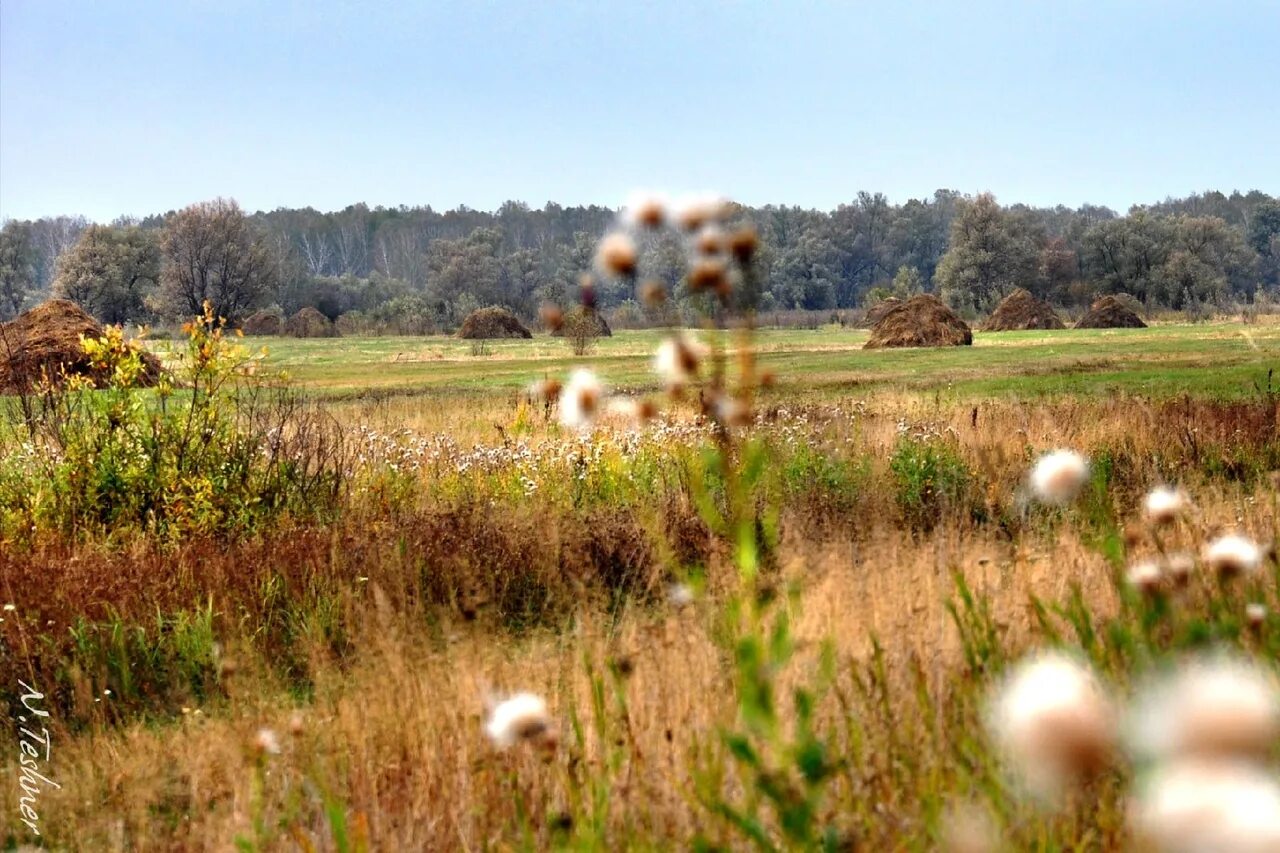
[1075,295,1146,329]
[862,297,903,327]
[863,294,972,349]
[0,299,161,392]
[457,307,532,339]
[983,288,1065,331]
[241,309,283,336]
[285,307,339,338]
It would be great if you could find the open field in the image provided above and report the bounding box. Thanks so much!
[2,319,1278,850]
[246,322,1280,403]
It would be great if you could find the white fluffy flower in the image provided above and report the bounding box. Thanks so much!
[1029,450,1089,505]
[558,369,603,430]
[485,692,552,749]
[1127,560,1164,594]
[653,333,706,389]
[1202,534,1263,578]
[1131,759,1280,853]
[1144,487,1188,525]
[253,728,281,756]
[986,652,1115,798]
[1128,656,1280,763]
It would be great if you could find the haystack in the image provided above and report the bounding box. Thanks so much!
[863,294,972,349]
[863,297,903,327]
[1075,295,1146,329]
[457,306,532,339]
[550,306,612,338]
[983,288,1065,331]
[0,299,161,392]
[242,308,283,336]
[285,307,339,338]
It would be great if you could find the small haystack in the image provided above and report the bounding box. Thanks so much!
[550,306,612,338]
[242,308,283,336]
[983,288,1065,331]
[863,294,972,349]
[1075,295,1147,329]
[285,307,339,338]
[862,297,903,327]
[0,298,161,392]
[458,306,532,339]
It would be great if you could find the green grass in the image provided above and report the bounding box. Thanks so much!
[185,321,1280,402]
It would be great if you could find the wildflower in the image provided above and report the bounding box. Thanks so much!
[485,692,553,749]
[1127,560,1164,595]
[253,728,281,756]
[2,603,14,612]
[528,378,562,403]
[712,394,753,428]
[1144,487,1188,526]
[1130,759,1280,853]
[695,226,727,256]
[621,191,667,230]
[986,651,1115,798]
[1165,552,1195,585]
[729,226,760,263]
[1029,449,1089,505]
[288,712,305,736]
[639,279,667,306]
[604,396,656,426]
[578,273,598,308]
[668,583,695,608]
[1202,534,1263,579]
[672,193,730,231]
[558,369,602,430]
[539,303,565,332]
[1128,656,1280,763]
[595,233,638,277]
[687,259,729,295]
[1245,603,1267,628]
[654,334,705,390]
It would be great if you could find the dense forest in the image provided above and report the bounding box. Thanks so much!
[2,189,1278,331]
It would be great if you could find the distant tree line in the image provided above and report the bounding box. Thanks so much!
[2,189,1277,328]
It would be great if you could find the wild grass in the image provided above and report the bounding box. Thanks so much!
[1,313,1278,849]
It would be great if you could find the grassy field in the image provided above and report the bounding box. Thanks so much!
[3,317,1278,849]
[241,321,1280,404]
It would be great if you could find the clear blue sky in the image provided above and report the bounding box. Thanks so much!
[2,0,1277,222]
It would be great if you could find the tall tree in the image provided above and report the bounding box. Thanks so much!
[53,224,160,324]
[159,199,277,322]
[0,221,38,319]
[934,194,1041,310]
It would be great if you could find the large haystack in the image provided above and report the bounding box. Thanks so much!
[983,288,1065,331]
[1075,295,1147,329]
[863,294,972,349]
[242,308,283,336]
[862,297,903,328]
[550,306,612,338]
[0,299,161,392]
[285,307,339,338]
[458,306,532,339]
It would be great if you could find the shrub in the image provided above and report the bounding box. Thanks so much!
[888,431,974,531]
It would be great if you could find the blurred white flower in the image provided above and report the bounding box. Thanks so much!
[653,333,706,390]
[1131,759,1280,853]
[671,192,730,232]
[1246,603,1267,627]
[1128,656,1280,763]
[485,692,552,749]
[1144,487,1188,526]
[595,232,638,277]
[619,190,668,230]
[986,651,1115,799]
[1202,534,1263,579]
[1127,560,1164,595]
[253,728,281,756]
[1164,552,1195,584]
[558,369,603,431]
[1029,450,1089,505]
[668,583,695,608]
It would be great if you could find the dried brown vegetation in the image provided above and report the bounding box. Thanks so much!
[864,294,973,349]
[0,298,161,392]
[457,306,533,339]
[1076,294,1148,329]
[983,288,1065,331]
